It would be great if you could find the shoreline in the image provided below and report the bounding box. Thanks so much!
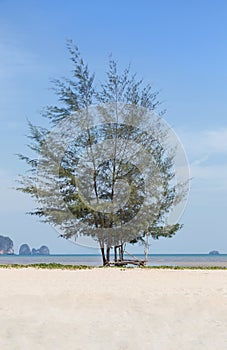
[1,254,227,268]
[0,263,227,270]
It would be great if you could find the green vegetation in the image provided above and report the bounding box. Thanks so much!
[0,263,226,270]
[142,265,227,270]
[0,263,93,270]
[17,41,187,266]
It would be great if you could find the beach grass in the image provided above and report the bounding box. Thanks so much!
[0,263,93,270]
[0,263,226,270]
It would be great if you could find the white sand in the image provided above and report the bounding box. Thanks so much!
[0,268,227,350]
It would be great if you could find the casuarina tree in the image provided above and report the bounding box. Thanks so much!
[17,41,189,265]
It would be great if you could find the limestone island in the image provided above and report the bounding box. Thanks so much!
[19,244,50,256]
[208,250,220,255]
[0,235,14,254]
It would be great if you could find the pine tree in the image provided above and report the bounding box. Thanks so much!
[17,41,187,266]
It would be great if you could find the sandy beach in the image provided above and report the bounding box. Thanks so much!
[0,268,226,350]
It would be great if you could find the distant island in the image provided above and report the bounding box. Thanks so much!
[19,244,50,256]
[0,235,50,255]
[0,235,14,254]
[209,250,220,255]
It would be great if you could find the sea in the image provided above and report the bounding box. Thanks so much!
[0,254,227,267]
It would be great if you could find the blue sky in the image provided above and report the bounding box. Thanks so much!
[1,0,227,254]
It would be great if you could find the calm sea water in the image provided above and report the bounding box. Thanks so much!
[0,254,227,267]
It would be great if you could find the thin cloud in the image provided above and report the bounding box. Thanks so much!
[0,169,34,213]
[177,127,227,159]
[174,127,227,195]
[0,42,40,77]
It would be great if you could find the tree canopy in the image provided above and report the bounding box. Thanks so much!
[17,41,189,265]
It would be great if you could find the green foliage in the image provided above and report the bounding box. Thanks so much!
[0,264,225,270]
[17,41,186,263]
[0,263,93,270]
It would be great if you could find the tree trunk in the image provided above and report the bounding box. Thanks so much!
[144,229,149,265]
[114,246,118,262]
[113,244,124,262]
[120,244,124,261]
[100,247,106,266]
[106,246,110,265]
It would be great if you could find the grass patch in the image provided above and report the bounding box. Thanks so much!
[0,263,226,270]
[0,263,94,270]
[141,265,227,270]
